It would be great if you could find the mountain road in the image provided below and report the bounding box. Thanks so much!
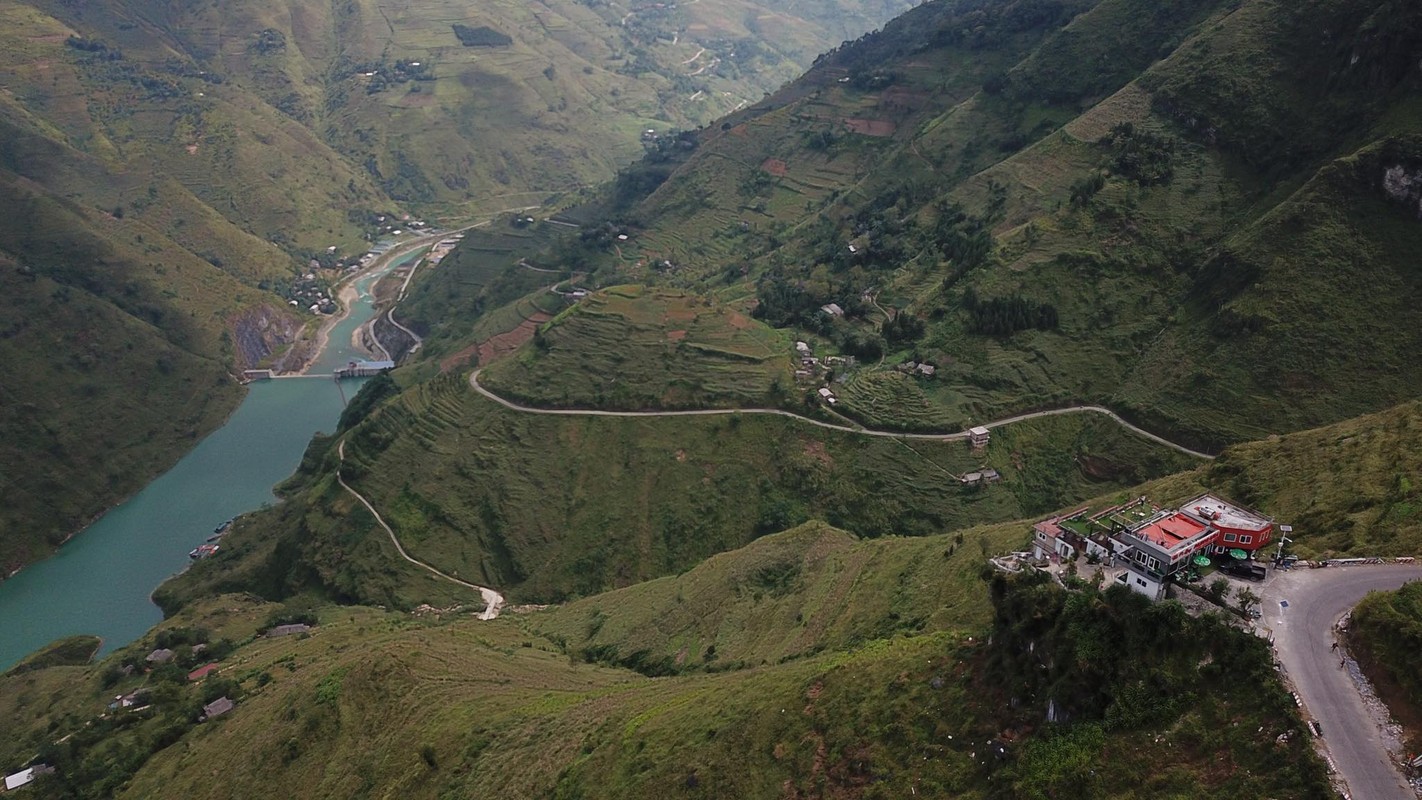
[467,370,1217,459]
[1260,565,1422,800]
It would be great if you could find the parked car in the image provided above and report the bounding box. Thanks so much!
[1226,562,1267,581]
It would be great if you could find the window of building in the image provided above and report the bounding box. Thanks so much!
[1136,578,1147,587]
[1223,533,1237,543]
[1240,535,1252,545]
[1148,557,1160,571]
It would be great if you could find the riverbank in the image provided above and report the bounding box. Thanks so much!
[0,243,443,669]
[287,232,451,375]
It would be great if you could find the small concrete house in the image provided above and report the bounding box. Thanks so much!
[969,426,990,448]
[1117,566,1168,601]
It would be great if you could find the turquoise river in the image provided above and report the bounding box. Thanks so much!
[0,249,422,671]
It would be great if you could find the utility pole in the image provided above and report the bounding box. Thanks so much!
[1274,524,1293,565]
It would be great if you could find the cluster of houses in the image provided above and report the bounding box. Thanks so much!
[895,360,936,378]
[0,622,323,791]
[792,341,856,405]
[960,468,1001,487]
[370,214,428,238]
[1031,494,1276,600]
[286,269,337,315]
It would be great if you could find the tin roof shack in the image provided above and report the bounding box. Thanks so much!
[5,765,53,791]
[1179,493,1274,552]
[201,697,235,721]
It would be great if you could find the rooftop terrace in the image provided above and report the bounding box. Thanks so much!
[1180,494,1271,532]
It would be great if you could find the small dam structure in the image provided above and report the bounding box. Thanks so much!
[335,359,395,379]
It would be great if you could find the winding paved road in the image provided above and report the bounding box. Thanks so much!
[467,370,1217,459]
[385,309,422,353]
[1260,565,1422,799]
[336,441,504,619]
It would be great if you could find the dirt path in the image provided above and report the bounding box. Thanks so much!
[336,441,504,619]
[467,370,1217,459]
[868,290,893,322]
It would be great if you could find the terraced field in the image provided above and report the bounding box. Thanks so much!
[480,286,795,410]
[836,371,962,432]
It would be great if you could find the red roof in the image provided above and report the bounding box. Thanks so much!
[187,664,219,682]
[1132,512,1211,553]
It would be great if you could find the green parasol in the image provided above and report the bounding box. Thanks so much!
[1193,554,1212,567]
[1228,548,1248,560]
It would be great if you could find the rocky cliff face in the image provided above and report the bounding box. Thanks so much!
[1383,164,1422,217]
[229,304,302,369]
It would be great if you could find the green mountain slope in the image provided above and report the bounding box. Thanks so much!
[535,0,1422,450]
[1348,580,1422,751]
[0,0,910,574]
[0,578,1330,800]
[156,371,1200,611]
[0,1,381,573]
[20,348,1422,799]
[36,0,917,216]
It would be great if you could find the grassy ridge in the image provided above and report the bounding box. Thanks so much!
[172,346,1422,622]
[527,521,1006,673]
[3,636,100,677]
[1,574,1329,799]
[158,372,1201,611]
[1195,399,1422,557]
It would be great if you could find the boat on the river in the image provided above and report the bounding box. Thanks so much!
[189,544,220,559]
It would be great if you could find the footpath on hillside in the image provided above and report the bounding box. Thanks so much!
[335,440,504,620]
